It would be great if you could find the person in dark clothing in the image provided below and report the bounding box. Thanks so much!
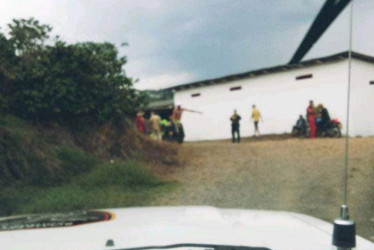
[293,115,307,136]
[318,104,331,135]
[176,122,185,143]
[230,110,241,143]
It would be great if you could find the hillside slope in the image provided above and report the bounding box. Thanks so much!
[0,115,180,215]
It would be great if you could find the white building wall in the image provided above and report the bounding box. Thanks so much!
[350,60,374,136]
[174,59,374,141]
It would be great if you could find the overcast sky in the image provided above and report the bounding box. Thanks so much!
[0,0,373,90]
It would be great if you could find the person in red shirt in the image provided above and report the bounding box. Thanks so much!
[307,100,316,138]
[136,111,146,134]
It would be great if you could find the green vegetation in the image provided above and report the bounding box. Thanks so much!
[78,161,161,188]
[0,18,178,216]
[0,18,147,125]
[1,160,173,215]
[57,145,99,176]
[0,114,178,216]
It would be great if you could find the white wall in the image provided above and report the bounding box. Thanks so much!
[350,60,374,136]
[174,59,374,141]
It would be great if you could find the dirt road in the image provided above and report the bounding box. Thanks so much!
[151,136,374,241]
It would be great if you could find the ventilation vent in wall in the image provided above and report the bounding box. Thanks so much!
[296,74,313,80]
[230,86,242,91]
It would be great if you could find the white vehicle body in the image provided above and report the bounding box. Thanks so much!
[0,206,373,250]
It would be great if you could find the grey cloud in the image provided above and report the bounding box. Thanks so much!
[0,0,372,90]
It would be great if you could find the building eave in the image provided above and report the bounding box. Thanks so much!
[166,51,374,92]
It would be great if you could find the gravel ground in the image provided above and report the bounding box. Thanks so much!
[150,136,374,242]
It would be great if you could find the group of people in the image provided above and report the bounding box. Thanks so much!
[138,101,330,142]
[230,105,263,143]
[294,100,331,138]
[136,111,163,140]
[230,101,332,143]
[136,105,196,143]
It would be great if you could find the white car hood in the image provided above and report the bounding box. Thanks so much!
[0,206,373,250]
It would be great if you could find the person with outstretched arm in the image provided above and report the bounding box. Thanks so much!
[171,105,202,134]
[171,105,202,122]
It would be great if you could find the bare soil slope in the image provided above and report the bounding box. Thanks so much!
[151,137,374,241]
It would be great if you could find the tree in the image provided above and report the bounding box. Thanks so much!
[4,18,144,125]
[8,18,51,56]
[0,29,17,112]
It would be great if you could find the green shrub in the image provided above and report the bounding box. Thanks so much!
[1,160,170,215]
[0,114,24,126]
[15,185,162,214]
[78,161,162,188]
[57,146,98,176]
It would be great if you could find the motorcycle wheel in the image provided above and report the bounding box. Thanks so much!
[330,127,342,138]
[291,128,298,137]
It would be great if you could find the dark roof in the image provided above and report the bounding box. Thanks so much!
[168,51,374,92]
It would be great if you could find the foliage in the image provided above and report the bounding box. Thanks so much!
[8,18,52,56]
[57,146,98,176]
[0,29,16,112]
[0,116,173,214]
[78,161,162,188]
[0,18,144,125]
[0,160,172,215]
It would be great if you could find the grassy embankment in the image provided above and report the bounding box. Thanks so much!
[0,115,179,215]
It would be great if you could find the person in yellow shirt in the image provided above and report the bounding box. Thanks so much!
[149,111,162,141]
[251,105,263,137]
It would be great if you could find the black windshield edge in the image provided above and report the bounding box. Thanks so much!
[111,243,271,250]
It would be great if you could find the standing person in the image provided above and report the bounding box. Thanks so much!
[149,111,162,141]
[171,105,202,122]
[307,100,316,138]
[172,105,183,122]
[315,104,323,136]
[136,111,146,134]
[230,110,241,143]
[176,122,185,144]
[251,105,262,137]
[163,117,176,142]
[171,106,183,134]
[161,118,169,138]
[319,104,331,136]
[293,115,307,136]
[171,105,202,133]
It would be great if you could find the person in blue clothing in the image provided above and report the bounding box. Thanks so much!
[293,115,307,137]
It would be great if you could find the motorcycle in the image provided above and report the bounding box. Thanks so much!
[292,118,342,138]
[291,125,308,137]
[322,118,342,138]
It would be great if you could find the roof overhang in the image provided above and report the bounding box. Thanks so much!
[167,51,374,92]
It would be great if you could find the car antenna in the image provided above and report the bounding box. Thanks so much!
[332,0,356,249]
